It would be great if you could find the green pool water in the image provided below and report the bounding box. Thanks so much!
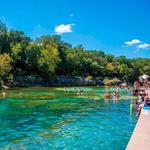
[0,87,136,150]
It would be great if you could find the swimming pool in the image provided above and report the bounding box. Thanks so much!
[0,87,136,149]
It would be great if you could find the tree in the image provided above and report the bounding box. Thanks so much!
[0,53,12,83]
[8,30,30,48]
[35,35,61,48]
[38,44,61,77]
[105,54,114,62]
[0,20,10,53]
[11,43,22,63]
[0,20,150,85]
[25,43,41,74]
[56,42,72,75]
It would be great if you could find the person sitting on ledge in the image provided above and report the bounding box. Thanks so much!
[141,89,146,102]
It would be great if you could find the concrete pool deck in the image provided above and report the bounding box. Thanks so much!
[126,108,150,150]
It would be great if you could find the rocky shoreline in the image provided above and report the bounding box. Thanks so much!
[10,75,102,87]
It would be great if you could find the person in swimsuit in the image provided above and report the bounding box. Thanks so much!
[141,90,146,102]
[144,93,150,106]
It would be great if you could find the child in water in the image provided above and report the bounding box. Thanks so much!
[113,91,119,99]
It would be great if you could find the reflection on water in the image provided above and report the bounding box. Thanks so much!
[0,87,136,150]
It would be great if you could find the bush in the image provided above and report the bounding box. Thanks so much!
[103,78,110,85]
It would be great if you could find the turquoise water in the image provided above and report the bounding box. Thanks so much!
[0,87,136,150]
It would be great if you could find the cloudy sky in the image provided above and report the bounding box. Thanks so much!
[0,0,150,58]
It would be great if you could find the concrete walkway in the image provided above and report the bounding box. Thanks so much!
[126,108,150,150]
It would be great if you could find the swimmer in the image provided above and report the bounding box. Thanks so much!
[113,91,119,100]
[104,91,111,100]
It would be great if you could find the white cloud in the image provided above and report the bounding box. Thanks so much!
[70,14,74,17]
[55,24,74,34]
[124,39,141,46]
[137,43,150,49]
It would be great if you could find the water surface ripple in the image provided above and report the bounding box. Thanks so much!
[0,87,136,150]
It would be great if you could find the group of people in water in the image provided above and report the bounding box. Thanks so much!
[104,83,131,101]
[64,87,84,95]
[1,78,150,119]
[103,77,150,119]
[104,90,120,100]
[133,78,150,118]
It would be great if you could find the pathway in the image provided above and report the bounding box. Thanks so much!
[126,88,150,150]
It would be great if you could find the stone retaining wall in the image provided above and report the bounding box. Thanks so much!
[12,75,103,87]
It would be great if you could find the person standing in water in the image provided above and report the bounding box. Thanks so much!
[130,100,134,116]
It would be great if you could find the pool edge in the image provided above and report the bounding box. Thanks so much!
[126,109,150,150]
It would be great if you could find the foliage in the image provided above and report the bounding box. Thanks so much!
[103,78,111,85]
[0,53,12,81]
[38,44,61,77]
[11,43,22,62]
[0,20,150,85]
[110,77,121,84]
[86,75,93,81]
[25,43,41,74]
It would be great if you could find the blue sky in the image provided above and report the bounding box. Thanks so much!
[0,0,150,58]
